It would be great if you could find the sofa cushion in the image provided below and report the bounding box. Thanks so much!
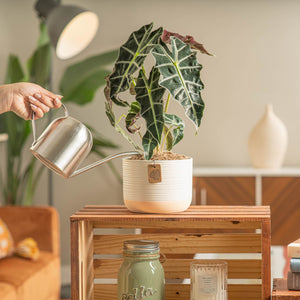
[0,206,59,255]
[15,238,40,260]
[0,282,17,300]
[0,218,14,259]
[0,251,60,300]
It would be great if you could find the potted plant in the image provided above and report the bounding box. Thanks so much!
[104,23,212,213]
[0,23,120,206]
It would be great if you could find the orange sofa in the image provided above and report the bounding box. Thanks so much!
[0,206,60,300]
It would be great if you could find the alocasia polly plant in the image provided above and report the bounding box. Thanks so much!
[105,23,212,160]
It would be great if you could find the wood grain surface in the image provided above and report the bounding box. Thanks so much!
[193,176,255,206]
[71,205,271,300]
[263,177,300,245]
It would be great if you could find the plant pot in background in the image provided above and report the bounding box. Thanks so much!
[123,158,193,213]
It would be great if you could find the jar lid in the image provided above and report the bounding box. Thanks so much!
[123,240,159,252]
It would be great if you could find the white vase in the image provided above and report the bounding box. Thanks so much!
[248,104,288,169]
[122,158,193,213]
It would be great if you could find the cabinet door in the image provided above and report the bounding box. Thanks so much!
[262,177,300,245]
[193,177,255,206]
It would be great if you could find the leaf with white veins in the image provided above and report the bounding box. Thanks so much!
[152,37,205,129]
[106,23,163,105]
[135,67,165,159]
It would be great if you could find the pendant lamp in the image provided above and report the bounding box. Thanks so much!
[35,0,99,59]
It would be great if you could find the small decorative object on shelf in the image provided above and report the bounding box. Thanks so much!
[287,238,300,290]
[190,260,228,300]
[288,238,300,258]
[272,278,300,299]
[248,104,288,169]
[118,240,165,300]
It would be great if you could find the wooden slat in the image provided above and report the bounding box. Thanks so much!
[70,220,80,300]
[79,205,270,213]
[94,258,262,279]
[142,228,256,233]
[71,219,95,300]
[93,233,261,254]
[94,284,262,300]
[228,284,262,299]
[71,205,270,222]
[262,220,271,300]
[92,219,262,229]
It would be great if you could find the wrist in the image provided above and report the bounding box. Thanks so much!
[0,84,13,114]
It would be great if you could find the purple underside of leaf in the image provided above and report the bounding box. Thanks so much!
[162,30,213,56]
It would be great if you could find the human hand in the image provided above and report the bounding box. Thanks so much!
[0,82,63,120]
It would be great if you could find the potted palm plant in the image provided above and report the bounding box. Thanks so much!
[0,23,120,206]
[104,23,212,213]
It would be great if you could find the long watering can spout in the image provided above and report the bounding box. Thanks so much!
[30,103,140,179]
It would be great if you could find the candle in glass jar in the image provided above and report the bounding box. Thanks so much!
[190,260,227,300]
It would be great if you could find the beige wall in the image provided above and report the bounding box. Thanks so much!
[1,0,300,277]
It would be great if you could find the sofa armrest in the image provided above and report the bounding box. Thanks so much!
[0,206,59,255]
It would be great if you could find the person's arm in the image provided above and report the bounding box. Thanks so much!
[0,82,62,120]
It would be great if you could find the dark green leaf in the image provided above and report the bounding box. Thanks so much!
[164,113,185,148]
[63,69,111,104]
[152,37,205,129]
[106,23,163,105]
[142,131,158,160]
[86,124,119,149]
[37,22,50,47]
[135,67,165,159]
[60,50,119,104]
[163,125,173,151]
[5,55,24,84]
[27,43,51,88]
[125,101,141,133]
[105,101,116,127]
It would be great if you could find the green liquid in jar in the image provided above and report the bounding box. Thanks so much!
[118,240,165,300]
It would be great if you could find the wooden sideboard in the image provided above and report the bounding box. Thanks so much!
[193,167,300,245]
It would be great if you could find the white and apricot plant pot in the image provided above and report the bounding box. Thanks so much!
[122,157,193,213]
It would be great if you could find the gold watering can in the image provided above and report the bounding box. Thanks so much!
[30,104,139,179]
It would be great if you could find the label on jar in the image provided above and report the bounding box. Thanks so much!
[198,274,217,295]
[122,286,158,299]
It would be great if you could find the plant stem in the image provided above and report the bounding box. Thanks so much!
[133,124,143,140]
[161,126,173,151]
[115,124,143,151]
[164,93,171,113]
[116,114,127,125]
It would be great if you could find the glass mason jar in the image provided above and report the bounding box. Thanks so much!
[118,240,165,300]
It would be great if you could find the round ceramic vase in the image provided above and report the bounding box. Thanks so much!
[122,158,193,213]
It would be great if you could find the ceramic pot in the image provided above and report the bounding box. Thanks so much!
[122,158,193,213]
[248,104,288,169]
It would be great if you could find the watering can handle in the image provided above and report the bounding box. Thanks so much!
[31,103,69,146]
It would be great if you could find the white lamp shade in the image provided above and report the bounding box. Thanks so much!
[47,5,98,60]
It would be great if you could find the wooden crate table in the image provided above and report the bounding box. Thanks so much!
[272,278,300,299]
[70,205,271,300]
